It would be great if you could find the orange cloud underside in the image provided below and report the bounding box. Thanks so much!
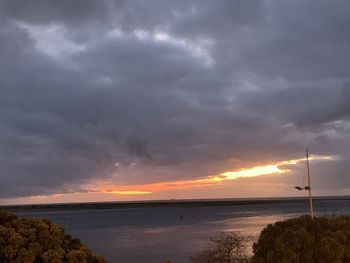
[96,155,332,195]
[21,155,332,203]
[105,190,152,195]
[101,177,221,194]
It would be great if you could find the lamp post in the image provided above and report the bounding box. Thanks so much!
[295,149,314,219]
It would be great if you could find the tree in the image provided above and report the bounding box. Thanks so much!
[189,232,249,263]
[250,215,350,263]
[0,210,108,263]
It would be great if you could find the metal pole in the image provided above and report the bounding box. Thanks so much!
[306,148,314,219]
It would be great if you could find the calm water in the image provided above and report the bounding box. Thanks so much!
[18,198,350,263]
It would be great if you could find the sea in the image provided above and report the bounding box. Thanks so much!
[15,197,350,263]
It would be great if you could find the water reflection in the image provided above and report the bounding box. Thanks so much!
[222,213,297,236]
[82,213,302,261]
[18,198,350,263]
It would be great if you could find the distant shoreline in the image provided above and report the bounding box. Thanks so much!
[1,196,349,212]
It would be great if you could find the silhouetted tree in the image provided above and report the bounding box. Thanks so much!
[251,215,350,263]
[189,232,249,263]
[0,210,108,263]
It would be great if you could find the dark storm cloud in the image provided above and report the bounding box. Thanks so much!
[0,0,349,199]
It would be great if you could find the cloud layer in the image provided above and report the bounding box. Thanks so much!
[0,0,349,201]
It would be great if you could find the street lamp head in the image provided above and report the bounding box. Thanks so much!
[295,186,304,190]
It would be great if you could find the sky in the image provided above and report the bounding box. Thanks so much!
[0,0,349,205]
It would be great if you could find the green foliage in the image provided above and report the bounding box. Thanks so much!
[0,210,108,263]
[250,215,350,263]
[189,232,249,263]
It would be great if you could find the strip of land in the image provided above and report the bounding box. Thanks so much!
[1,196,349,212]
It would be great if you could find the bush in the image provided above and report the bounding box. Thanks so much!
[0,210,108,263]
[189,232,249,263]
[250,215,350,263]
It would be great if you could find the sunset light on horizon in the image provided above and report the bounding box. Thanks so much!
[2,154,335,205]
[97,155,334,195]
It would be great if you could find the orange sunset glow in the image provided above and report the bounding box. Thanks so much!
[88,155,333,196]
[2,154,334,205]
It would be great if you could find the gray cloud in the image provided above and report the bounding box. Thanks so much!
[0,0,349,199]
